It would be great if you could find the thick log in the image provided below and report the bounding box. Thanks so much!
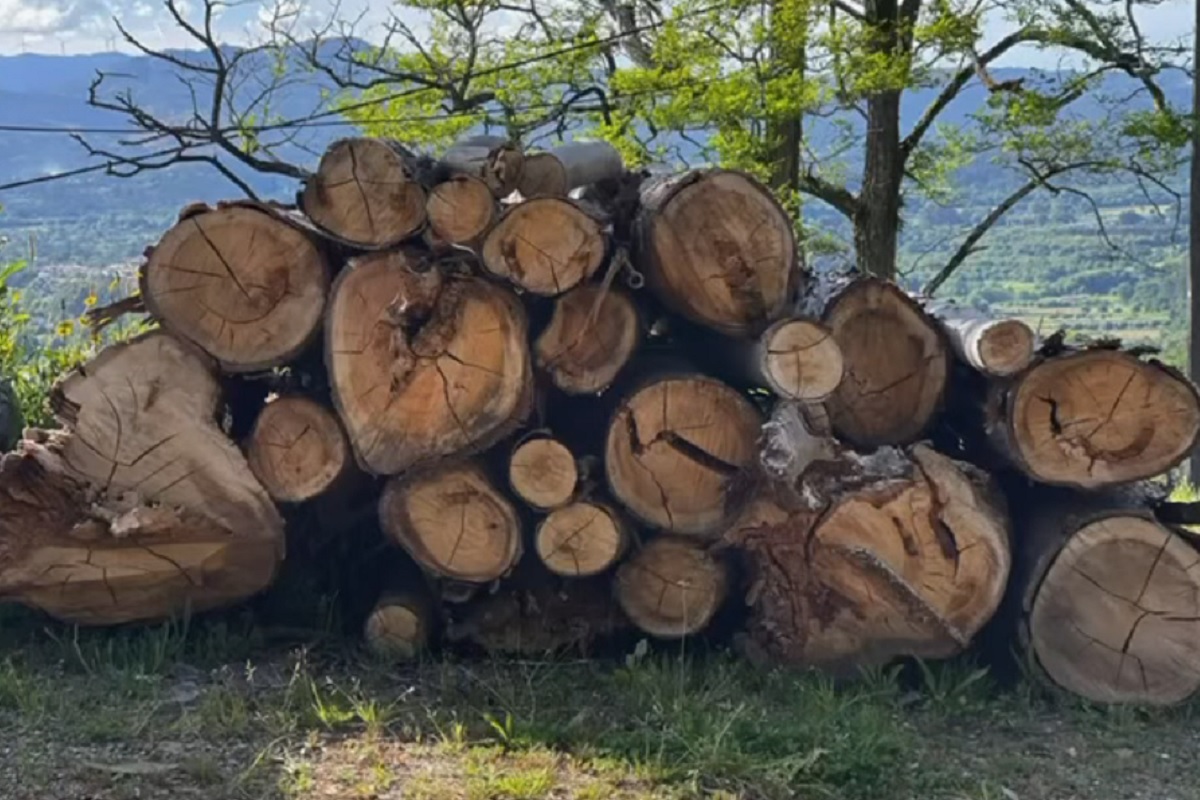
[728,444,1011,671]
[508,434,578,511]
[634,168,799,337]
[0,332,284,625]
[379,461,523,584]
[364,591,432,660]
[604,373,763,537]
[987,348,1200,489]
[1012,485,1200,705]
[480,198,607,296]
[821,278,949,447]
[443,135,525,198]
[299,137,429,247]
[245,394,349,503]
[535,500,629,577]
[533,284,640,394]
[614,535,729,638]
[516,141,625,198]
[425,174,496,247]
[925,299,1036,377]
[326,250,534,475]
[141,203,330,372]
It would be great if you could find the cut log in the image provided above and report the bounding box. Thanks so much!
[1012,486,1200,705]
[634,168,799,337]
[443,135,525,198]
[604,374,763,537]
[516,142,625,198]
[0,332,284,625]
[379,461,523,584]
[298,137,428,247]
[822,278,949,447]
[141,203,330,372]
[728,444,1011,671]
[508,435,578,510]
[614,535,729,638]
[425,174,496,246]
[326,250,534,475]
[533,284,640,394]
[988,348,1200,489]
[245,394,349,503]
[364,591,432,660]
[480,198,607,296]
[925,299,1036,377]
[535,500,628,577]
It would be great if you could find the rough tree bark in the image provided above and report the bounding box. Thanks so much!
[516,141,626,198]
[443,135,525,198]
[925,299,1037,377]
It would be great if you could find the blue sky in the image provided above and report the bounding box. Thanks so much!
[0,0,1193,69]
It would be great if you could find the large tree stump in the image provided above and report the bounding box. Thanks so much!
[0,332,284,625]
[728,444,1011,670]
[614,536,729,638]
[516,142,625,198]
[299,137,428,247]
[535,501,628,577]
[425,174,496,247]
[245,395,349,503]
[533,284,640,395]
[634,168,799,337]
[604,374,763,537]
[821,278,949,447]
[987,348,1200,489]
[480,198,607,296]
[1011,486,1200,705]
[326,250,534,475]
[141,203,330,372]
[379,462,524,584]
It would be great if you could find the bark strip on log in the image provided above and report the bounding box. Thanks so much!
[988,348,1200,489]
[443,135,525,198]
[605,374,762,537]
[1012,486,1200,705]
[823,278,949,447]
[635,168,799,337]
[299,137,428,247]
[480,198,607,296]
[535,500,628,577]
[426,174,496,246]
[729,444,1011,670]
[925,300,1036,377]
[326,250,534,475]
[614,535,729,638]
[141,203,330,372]
[533,284,640,394]
[379,461,523,584]
[246,395,349,503]
[508,435,578,511]
[516,142,625,198]
[364,591,432,660]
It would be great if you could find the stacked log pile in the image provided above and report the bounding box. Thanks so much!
[2,134,1200,707]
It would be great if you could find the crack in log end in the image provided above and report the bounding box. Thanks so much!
[1040,395,1063,435]
[659,430,742,476]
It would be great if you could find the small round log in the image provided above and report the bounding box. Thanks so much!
[925,299,1036,377]
[245,395,349,503]
[535,501,628,577]
[508,435,578,511]
[443,135,525,198]
[426,174,496,246]
[516,142,625,198]
[757,318,844,401]
[364,592,432,660]
[480,198,607,296]
[533,284,640,394]
[614,536,729,638]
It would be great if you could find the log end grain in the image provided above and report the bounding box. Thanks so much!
[364,593,430,660]
[974,319,1036,377]
[426,174,496,245]
[508,436,578,510]
[246,395,349,503]
[760,318,844,401]
[615,536,729,638]
[516,152,569,198]
[535,501,627,577]
[481,198,607,296]
[534,284,639,395]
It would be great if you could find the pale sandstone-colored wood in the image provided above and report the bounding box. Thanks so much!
[533,284,640,394]
[246,395,349,503]
[508,435,578,510]
[535,501,628,577]
[614,536,729,638]
[480,198,607,296]
[426,174,496,246]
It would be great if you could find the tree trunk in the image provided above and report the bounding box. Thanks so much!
[508,434,578,511]
[443,135,525,198]
[299,137,429,247]
[533,283,641,394]
[821,277,949,446]
[480,198,608,296]
[614,535,730,638]
[728,443,1011,671]
[379,461,524,584]
[604,373,763,537]
[141,202,330,373]
[0,332,284,625]
[425,174,497,247]
[986,347,1200,489]
[535,500,629,577]
[924,299,1037,377]
[635,168,801,337]
[245,394,350,503]
[326,249,534,475]
[364,591,433,661]
[516,141,626,198]
[1011,484,1200,706]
